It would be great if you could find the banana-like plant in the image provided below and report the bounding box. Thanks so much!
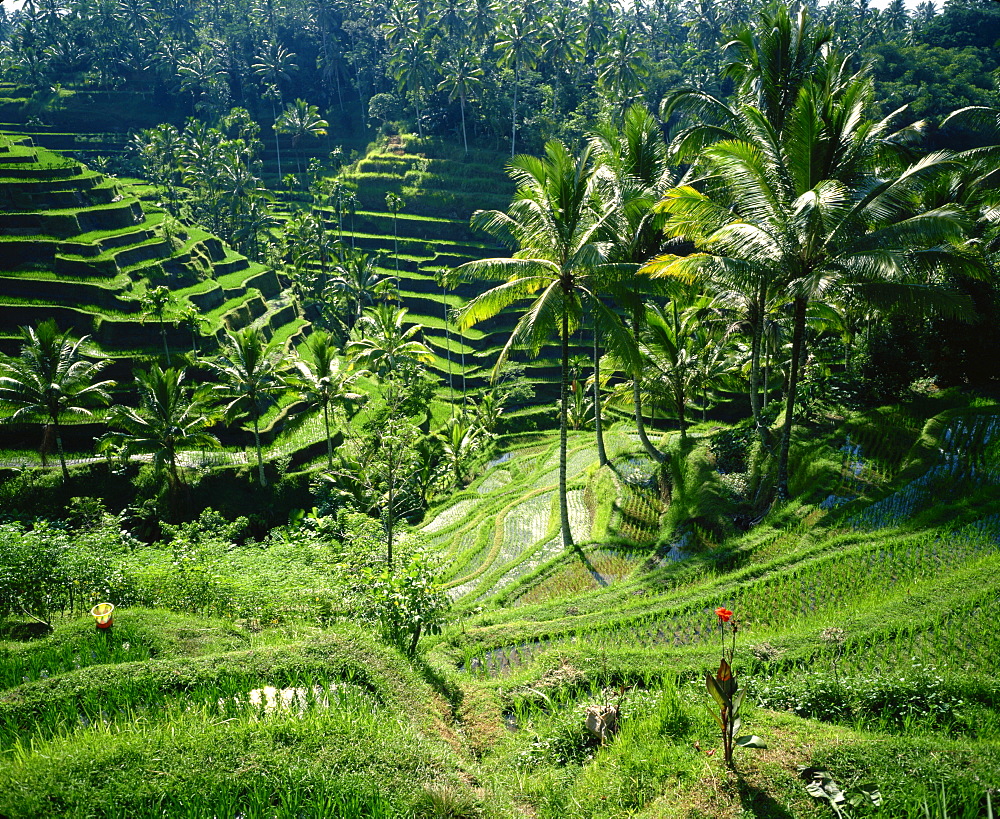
[704,607,765,766]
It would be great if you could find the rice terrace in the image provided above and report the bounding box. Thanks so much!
[0,0,998,816]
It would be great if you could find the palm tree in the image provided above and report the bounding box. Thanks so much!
[0,320,114,481]
[328,249,395,332]
[651,52,980,498]
[289,330,367,469]
[98,366,218,507]
[591,104,682,463]
[275,98,329,177]
[438,50,483,155]
[595,26,649,114]
[205,327,288,486]
[385,192,405,275]
[142,285,173,364]
[457,140,636,551]
[660,6,838,435]
[495,15,538,156]
[391,34,433,137]
[347,304,434,407]
[252,40,298,180]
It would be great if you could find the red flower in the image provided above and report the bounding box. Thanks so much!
[715,607,733,623]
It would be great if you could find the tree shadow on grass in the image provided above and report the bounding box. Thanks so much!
[411,653,465,713]
[736,774,796,819]
[0,620,52,641]
[571,546,609,587]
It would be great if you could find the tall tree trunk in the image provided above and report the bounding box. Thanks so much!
[271,100,282,180]
[777,297,807,499]
[253,414,267,486]
[632,307,663,463]
[443,284,454,414]
[54,417,69,483]
[749,279,765,432]
[511,62,518,157]
[386,450,395,570]
[323,401,333,469]
[393,216,399,272]
[460,92,468,155]
[160,319,171,366]
[593,304,607,466]
[559,309,573,550]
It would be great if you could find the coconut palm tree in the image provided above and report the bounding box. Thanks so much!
[385,192,405,275]
[275,98,329,177]
[0,320,114,481]
[205,327,288,486]
[98,366,218,507]
[494,15,539,156]
[252,40,297,179]
[391,33,433,137]
[289,330,367,469]
[347,304,434,408]
[457,140,637,551]
[329,249,395,332]
[591,103,683,463]
[438,50,483,155]
[650,53,980,498]
[142,285,173,365]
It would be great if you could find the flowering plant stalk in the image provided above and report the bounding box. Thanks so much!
[704,607,765,766]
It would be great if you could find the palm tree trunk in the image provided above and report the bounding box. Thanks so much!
[632,308,663,463]
[392,213,399,274]
[592,305,607,466]
[271,100,283,180]
[54,417,69,483]
[160,319,171,366]
[386,457,395,570]
[559,309,573,550]
[749,280,765,431]
[443,285,454,415]
[460,92,469,155]
[511,62,519,157]
[323,401,333,469]
[253,414,267,486]
[777,297,807,499]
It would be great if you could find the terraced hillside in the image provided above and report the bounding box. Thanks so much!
[410,404,1000,815]
[329,136,574,402]
[425,405,1000,684]
[0,134,307,367]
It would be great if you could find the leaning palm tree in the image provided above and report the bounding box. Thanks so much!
[456,140,637,551]
[592,103,683,463]
[289,330,368,469]
[98,366,219,510]
[0,320,114,481]
[205,327,288,485]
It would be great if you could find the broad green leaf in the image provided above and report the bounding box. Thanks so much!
[735,735,767,749]
[702,700,725,730]
[705,672,729,709]
[732,688,746,713]
[858,784,883,807]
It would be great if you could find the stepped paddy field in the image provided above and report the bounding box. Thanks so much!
[1,394,998,819]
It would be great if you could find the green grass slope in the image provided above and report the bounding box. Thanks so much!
[2,398,997,818]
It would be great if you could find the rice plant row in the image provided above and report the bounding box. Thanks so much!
[457,519,1000,677]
